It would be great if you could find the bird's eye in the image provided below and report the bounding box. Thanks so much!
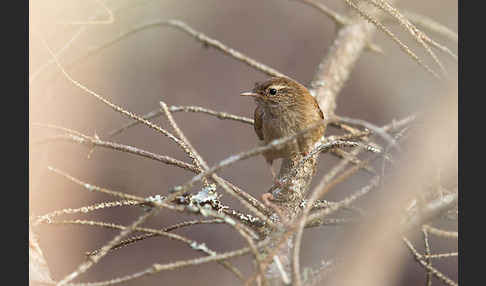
[269,88,277,95]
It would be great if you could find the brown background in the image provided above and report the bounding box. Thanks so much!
[30,0,457,285]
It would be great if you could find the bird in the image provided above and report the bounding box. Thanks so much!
[240,76,326,181]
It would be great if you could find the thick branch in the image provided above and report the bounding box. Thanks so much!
[310,11,377,116]
[267,3,388,285]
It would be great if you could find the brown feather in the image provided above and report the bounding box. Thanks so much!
[254,105,264,141]
[313,97,325,120]
[243,76,327,179]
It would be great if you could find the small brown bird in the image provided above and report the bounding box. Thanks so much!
[240,76,326,179]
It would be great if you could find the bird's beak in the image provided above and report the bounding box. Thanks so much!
[240,91,260,98]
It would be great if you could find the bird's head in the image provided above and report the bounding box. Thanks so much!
[240,76,310,107]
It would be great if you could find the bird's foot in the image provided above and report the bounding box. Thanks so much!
[261,192,274,203]
[261,192,289,225]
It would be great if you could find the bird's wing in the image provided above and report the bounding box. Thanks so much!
[312,96,324,119]
[254,105,264,141]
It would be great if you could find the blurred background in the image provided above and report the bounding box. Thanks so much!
[29,0,457,285]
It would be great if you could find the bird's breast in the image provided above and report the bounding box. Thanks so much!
[261,107,298,143]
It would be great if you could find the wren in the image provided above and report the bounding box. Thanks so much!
[240,76,326,179]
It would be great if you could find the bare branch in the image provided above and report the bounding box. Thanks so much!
[366,0,449,74]
[292,175,380,284]
[35,30,197,163]
[35,132,199,173]
[294,0,384,54]
[159,101,274,230]
[29,0,177,85]
[402,190,458,231]
[401,10,458,43]
[281,114,413,284]
[159,101,208,173]
[51,219,243,281]
[403,237,458,286]
[423,227,433,286]
[167,118,332,199]
[294,0,349,26]
[85,219,225,256]
[60,0,114,25]
[423,225,458,239]
[310,8,376,114]
[56,19,285,80]
[108,105,253,138]
[30,1,457,284]
[68,240,271,286]
[335,115,400,151]
[343,0,440,79]
[423,253,458,259]
[47,166,183,212]
[38,30,274,232]
[57,208,159,285]
[158,19,287,77]
[329,148,377,175]
[291,152,377,284]
[33,200,139,226]
[159,101,269,281]
[35,123,271,223]
[304,217,359,228]
[30,226,54,284]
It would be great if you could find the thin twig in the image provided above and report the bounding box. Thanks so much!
[401,10,458,43]
[343,0,440,79]
[402,190,458,231]
[247,172,377,286]
[309,199,365,216]
[403,237,458,286]
[30,0,168,86]
[167,118,332,200]
[423,253,458,259]
[69,240,271,286]
[86,219,225,256]
[51,219,243,281]
[33,200,139,226]
[304,217,359,228]
[245,230,297,286]
[366,0,448,75]
[36,125,270,222]
[292,174,379,285]
[159,101,207,174]
[36,133,199,173]
[60,0,114,25]
[422,225,458,239]
[330,148,376,175]
[159,101,274,230]
[306,176,379,225]
[32,123,92,140]
[38,29,273,231]
[56,208,159,286]
[160,102,268,282]
[162,19,286,77]
[108,105,253,138]
[35,29,198,165]
[246,175,377,286]
[335,115,400,151]
[294,0,384,54]
[57,19,285,81]
[47,166,182,211]
[275,115,411,284]
[294,0,349,26]
[423,227,433,286]
[29,26,85,84]
[274,255,291,285]
[268,136,380,197]
[222,180,272,218]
